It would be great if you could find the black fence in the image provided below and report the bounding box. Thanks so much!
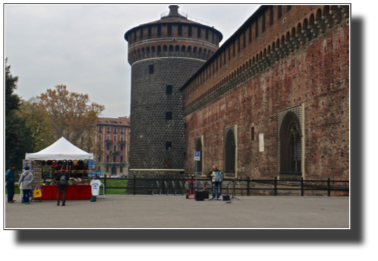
[16,175,348,197]
[101,176,348,197]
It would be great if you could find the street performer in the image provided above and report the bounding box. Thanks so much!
[210,165,223,200]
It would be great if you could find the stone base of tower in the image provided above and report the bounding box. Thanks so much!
[127,169,186,195]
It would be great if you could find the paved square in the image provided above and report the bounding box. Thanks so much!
[5,195,349,228]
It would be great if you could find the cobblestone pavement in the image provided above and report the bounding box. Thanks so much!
[5,195,349,228]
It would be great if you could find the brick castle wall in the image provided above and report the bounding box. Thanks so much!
[183,5,349,180]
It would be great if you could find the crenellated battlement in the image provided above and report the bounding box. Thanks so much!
[181,5,350,111]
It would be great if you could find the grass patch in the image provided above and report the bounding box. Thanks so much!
[5,186,21,194]
[7,178,130,195]
[101,178,129,195]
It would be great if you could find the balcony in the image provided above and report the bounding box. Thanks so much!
[108,150,120,155]
[104,139,113,145]
[118,141,126,146]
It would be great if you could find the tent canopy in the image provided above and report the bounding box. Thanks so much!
[25,137,94,160]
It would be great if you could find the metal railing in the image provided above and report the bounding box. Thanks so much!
[101,176,349,197]
[24,175,348,197]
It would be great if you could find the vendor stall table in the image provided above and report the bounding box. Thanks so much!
[41,185,91,200]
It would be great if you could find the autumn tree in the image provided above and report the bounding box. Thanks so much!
[19,97,53,152]
[37,85,105,153]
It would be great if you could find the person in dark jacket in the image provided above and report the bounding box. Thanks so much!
[55,168,69,206]
[6,164,16,203]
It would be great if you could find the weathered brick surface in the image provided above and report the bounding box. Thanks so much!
[129,58,205,169]
[183,6,349,181]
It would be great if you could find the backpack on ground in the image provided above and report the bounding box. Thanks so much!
[59,174,67,185]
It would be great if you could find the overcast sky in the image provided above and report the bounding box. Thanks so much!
[4,4,259,118]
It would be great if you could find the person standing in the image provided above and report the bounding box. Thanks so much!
[55,168,69,206]
[19,166,34,205]
[6,164,16,203]
[211,165,223,200]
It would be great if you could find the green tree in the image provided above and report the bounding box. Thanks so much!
[5,59,33,169]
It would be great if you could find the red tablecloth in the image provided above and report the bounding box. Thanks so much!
[41,185,92,200]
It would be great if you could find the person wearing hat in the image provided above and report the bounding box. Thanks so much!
[54,167,69,206]
[19,166,34,205]
[6,164,16,203]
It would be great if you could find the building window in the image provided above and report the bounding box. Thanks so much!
[224,127,236,175]
[178,24,182,36]
[166,142,172,150]
[99,126,102,133]
[98,155,101,161]
[113,145,117,151]
[120,166,123,173]
[107,127,110,133]
[251,127,255,141]
[113,156,116,162]
[188,25,192,37]
[287,5,291,12]
[206,29,208,39]
[197,26,201,38]
[148,26,151,38]
[255,19,258,38]
[243,32,246,48]
[278,106,303,176]
[149,64,154,74]
[106,166,109,172]
[140,28,143,39]
[157,25,161,36]
[167,24,172,36]
[238,36,240,53]
[120,155,123,162]
[113,136,117,142]
[98,136,101,141]
[278,6,282,19]
[107,145,110,151]
[120,145,123,151]
[166,85,172,94]
[106,155,109,162]
[166,112,172,120]
[195,137,203,173]
[262,12,265,32]
[114,128,117,134]
[270,7,274,26]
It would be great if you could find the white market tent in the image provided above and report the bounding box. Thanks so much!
[25,137,94,160]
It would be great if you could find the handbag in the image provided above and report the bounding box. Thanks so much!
[33,184,42,198]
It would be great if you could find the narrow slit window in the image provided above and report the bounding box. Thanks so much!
[149,64,154,74]
[166,85,172,94]
[166,112,172,120]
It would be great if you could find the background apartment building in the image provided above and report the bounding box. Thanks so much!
[96,117,130,176]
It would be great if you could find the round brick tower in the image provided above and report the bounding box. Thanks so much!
[125,5,222,171]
